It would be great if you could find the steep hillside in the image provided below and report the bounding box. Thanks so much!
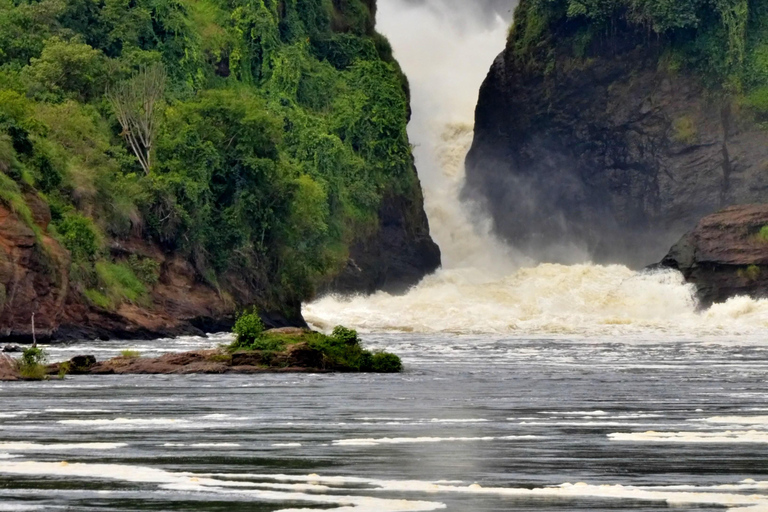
[0,0,440,341]
[465,0,768,267]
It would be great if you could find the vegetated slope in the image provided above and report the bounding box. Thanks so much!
[465,0,768,268]
[0,0,440,341]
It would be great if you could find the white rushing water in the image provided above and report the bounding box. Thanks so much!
[304,0,768,336]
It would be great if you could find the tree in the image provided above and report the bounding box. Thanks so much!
[108,63,166,174]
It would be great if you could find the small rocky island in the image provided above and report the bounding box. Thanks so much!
[0,316,402,381]
[660,205,768,307]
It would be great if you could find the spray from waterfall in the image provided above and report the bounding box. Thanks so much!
[303,0,768,336]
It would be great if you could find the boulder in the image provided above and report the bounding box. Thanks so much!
[660,205,768,307]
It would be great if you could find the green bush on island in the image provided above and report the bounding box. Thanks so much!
[119,350,141,358]
[17,346,48,380]
[228,314,402,373]
[231,311,266,350]
[331,325,359,345]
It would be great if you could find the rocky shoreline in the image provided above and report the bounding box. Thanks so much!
[0,327,403,381]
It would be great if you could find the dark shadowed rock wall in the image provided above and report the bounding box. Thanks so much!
[466,45,768,267]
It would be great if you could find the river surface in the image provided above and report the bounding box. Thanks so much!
[2,333,768,511]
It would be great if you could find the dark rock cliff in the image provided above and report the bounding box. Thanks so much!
[329,188,440,295]
[465,45,768,268]
[660,205,768,307]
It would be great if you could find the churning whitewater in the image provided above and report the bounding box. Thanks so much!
[303,0,768,337]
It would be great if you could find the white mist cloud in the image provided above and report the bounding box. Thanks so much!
[377,0,518,270]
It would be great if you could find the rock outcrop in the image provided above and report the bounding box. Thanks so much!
[466,42,768,268]
[660,205,768,307]
[0,187,437,342]
[0,198,302,343]
[329,190,441,295]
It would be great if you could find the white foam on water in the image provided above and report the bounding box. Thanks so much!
[143,470,768,512]
[44,409,114,413]
[272,443,303,447]
[0,461,445,512]
[58,418,189,427]
[700,416,768,426]
[0,442,127,451]
[306,266,768,336]
[609,431,768,443]
[332,435,540,446]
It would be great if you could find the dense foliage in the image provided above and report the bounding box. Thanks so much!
[0,0,415,310]
[229,314,402,372]
[510,0,768,99]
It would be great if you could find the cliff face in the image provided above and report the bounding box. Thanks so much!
[330,189,440,295]
[465,7,768,268]
[660,205,768,307]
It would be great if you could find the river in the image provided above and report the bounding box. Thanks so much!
[3,334,768,511]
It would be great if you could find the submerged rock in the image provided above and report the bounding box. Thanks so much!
[660,205,768,307]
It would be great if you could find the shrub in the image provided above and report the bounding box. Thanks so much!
[57,361,70,379]
[22,37,106,101]
[232,311,265,349]
[128,255,161,286]
[332,325,359,345]
[758,225,768,242]
[119,350,140,358]
[371,352,402,373]
[57,214,100,262]
[18,346,48,380]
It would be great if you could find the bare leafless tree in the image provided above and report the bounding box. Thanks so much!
[108,63,166,174]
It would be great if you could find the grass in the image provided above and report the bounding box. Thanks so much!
[57,361,70,379]
[758,225,768,242]
[83,289,111,309]
[119,350,140,358]
[84,262,149,310]
[208,353,232,363]
[738,264,761,281]
[0,172,42,240]
[672,116,697,144]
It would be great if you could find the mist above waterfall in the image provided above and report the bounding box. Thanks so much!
[377,0,520,272]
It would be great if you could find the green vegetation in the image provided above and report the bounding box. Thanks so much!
[228,315,402,372]
[17,346,48,379]
[0,0,415,312]
[231,311,266,350]
[738,264,762,280]
[758,225,768,241]
[509,0,768,98]
[119,350,141,358]
[57,361,70,379]
[672,116,698,144]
